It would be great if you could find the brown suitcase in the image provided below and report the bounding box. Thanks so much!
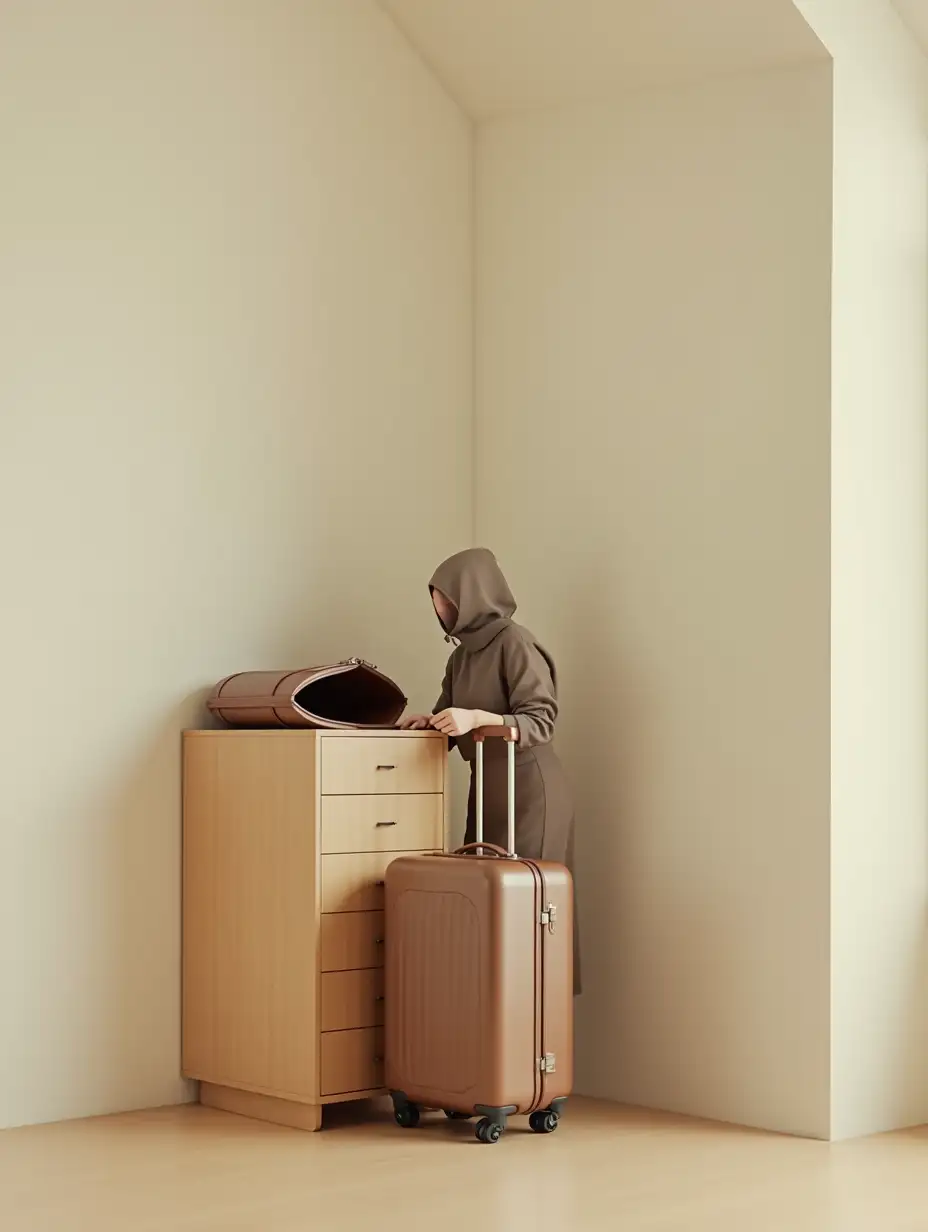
[384,726,573,1144]
[206,658,406,729]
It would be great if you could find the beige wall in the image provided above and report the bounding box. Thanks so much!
[796,0,928,1140]
[0,0,472,1129]
[476,65,835,1136]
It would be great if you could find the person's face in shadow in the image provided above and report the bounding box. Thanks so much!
[431,587,457,634]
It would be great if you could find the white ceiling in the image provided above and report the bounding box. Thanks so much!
[380,0,829,119]
[893,0,928,53]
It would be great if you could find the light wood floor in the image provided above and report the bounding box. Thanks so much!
[2,1097,927,1231]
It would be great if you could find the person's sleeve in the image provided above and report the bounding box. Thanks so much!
[432,656,454,715]
[432,656,458,751]
[502,636,558,749]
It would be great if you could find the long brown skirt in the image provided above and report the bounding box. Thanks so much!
[463,742,581,995]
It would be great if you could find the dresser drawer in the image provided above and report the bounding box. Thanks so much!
[321,968,384,1033]
[321,851,432,914]
[320,1027,384,1097]
[320,736,444,796]
[321,794,442,855]
[320,911,384,972]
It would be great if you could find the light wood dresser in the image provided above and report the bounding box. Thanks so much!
[182,730,446,1131]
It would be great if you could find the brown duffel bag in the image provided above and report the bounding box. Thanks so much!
[207,658,407,730]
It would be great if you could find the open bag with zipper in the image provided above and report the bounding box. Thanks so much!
[207,659,407,729]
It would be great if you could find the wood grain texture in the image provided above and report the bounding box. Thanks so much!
[318,1086,385,1106]
[321,969,385,1032]
[320,735,444,795]
[199,1083,321,1132]
[183,732,320,1100]
[321,850,432,914]
[321,793,443,854]
[7,1100,928,1232]
[183,730,446,1128]
[320,912,385,972]
[320,1028,384,1096]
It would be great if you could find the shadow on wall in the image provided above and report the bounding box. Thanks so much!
[90,692,216,1116]
[897,926,928,1130]
[552,569,641,1093]
[559,571,743,1115]
[4,690,224,1128]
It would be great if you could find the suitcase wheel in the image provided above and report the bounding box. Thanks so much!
[443,1110,472,1121]
[394,1103,420,1129]
[475,1118,503,1144]
[529,1110,559,1135]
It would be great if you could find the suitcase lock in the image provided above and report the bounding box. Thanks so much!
[539,904,557,934]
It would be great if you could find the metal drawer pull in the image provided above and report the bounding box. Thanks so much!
[376,764,396,771]
[376,820,397,827]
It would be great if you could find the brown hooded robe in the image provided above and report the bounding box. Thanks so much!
[429,548,581,994]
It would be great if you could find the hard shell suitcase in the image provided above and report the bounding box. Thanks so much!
[384,726,573,1144]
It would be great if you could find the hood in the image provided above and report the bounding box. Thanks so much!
[429,548,516,652]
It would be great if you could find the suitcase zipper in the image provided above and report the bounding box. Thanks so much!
[530,861,547,1112]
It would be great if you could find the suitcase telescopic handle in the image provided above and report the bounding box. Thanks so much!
[472,726,519,743]
[473,725,518,858]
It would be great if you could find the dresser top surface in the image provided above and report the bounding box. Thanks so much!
[184,729,446,740]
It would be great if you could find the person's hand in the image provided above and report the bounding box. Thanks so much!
[397,713,431,730]
[429,708,477,738]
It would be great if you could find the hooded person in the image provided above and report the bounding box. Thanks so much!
[399,547,580,995]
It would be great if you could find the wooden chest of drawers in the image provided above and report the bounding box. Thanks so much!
[182,730,445,1131]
